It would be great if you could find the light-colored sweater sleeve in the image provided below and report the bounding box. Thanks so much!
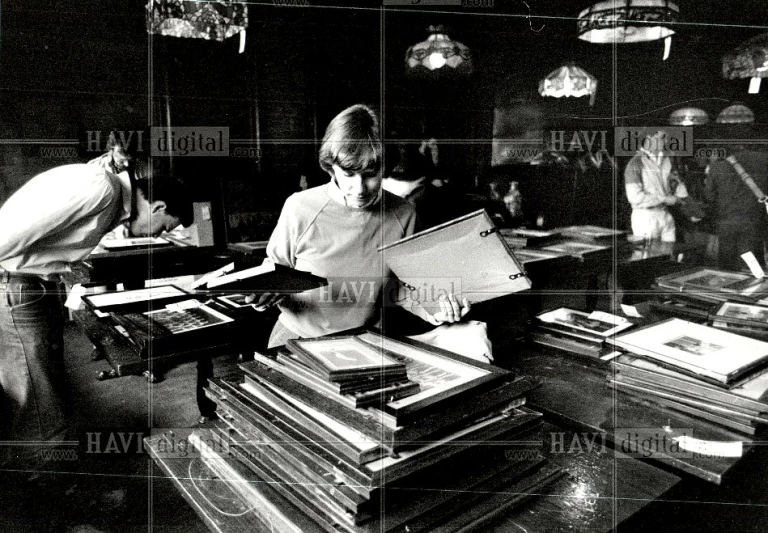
[624,159,672,209]
[266,194,299,269]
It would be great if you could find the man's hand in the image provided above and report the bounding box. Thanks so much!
[244,292,285,312]
[426,294,471,325]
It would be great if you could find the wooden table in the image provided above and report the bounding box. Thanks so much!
[510,346,751,484]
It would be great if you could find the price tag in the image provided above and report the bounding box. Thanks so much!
[673,436,743,458]
[65,284,87,310]
[741,251,765,279]
[621,304,643,318]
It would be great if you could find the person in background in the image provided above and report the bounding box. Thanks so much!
[382,142,468,229]
[260,104,472,348]
[90,130,149,240]
[705,133,768,270]
[624,130,689,242]
[0,165,192,475]
[89,129,148,179]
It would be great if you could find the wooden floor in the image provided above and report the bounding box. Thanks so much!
[0,322,242,533]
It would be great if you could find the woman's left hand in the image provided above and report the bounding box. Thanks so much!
[427,294,471,325]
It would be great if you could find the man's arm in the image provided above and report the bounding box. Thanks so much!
[624,159,677,208]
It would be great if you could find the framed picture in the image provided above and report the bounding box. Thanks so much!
[143,302,234,334]
[354,331,512,421]
[82,285,190,313]
[658,268,751,291]
[608,318,768,385]
[713,301,768,328]
[537,307,634,337]
[560,225,625,239]
[217,293,256,309]
[100,236,172,250]
[512,249,567,265]
[540,241,610,258]
[288,336,405,379]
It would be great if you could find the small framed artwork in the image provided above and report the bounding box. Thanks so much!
[713,301,768,328]
[354,331,512,421]
[537,308,633,337]
[287,336,406,380]
[540,241,610,258]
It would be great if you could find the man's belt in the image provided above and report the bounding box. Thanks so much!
[0,270,60,286]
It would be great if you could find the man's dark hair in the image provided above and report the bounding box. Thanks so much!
[134,176,194,227]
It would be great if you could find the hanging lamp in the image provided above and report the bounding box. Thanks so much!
[577,0,679,60]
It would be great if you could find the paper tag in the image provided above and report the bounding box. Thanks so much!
[94,310,110,318]
[600,351,622,362]
[113,324,130,338]
[65,284,87,310]
[621,304,643,318]
[588,311,628,325]
[741,252,765,279]
[673,436,743,458]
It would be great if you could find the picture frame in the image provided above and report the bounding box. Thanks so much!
[216,293,257,309]
[287,335,406,379]
[713,301,768,329]
[82,284,191,313]
[540,240,611,259]
[608,318,768,385]
[512,248,568,265]
[656,267,768,302]
[100,236,173,250]
[657,267,752,291]
[142,302,234,335]
[536,307,634,337]
[559,225,626,239]
[354,330,512,423]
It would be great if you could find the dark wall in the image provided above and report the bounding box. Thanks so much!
[2,1,768,234]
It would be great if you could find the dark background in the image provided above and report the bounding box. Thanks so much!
[1,0,767,238]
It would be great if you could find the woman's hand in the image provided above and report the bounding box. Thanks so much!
[244,292,285,312]
[426,294,471,325]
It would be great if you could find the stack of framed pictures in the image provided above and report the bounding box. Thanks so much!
[197,329,563,531]
[557,225,627,243]
[499,228,562,249]
[530,308,634,360]
[709,301,768,341]
[539,240,612,262]
[654,267,768,304]
[610,353,768,436]
[607,318,768,387]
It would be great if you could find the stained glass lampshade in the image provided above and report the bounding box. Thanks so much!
[577,0,679,60]
[147,0,248,43]
[668,107,709,126]
[539,64,598,106]
[716,103,755,124]
[406,25,473,76]
[723,33,768,94]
